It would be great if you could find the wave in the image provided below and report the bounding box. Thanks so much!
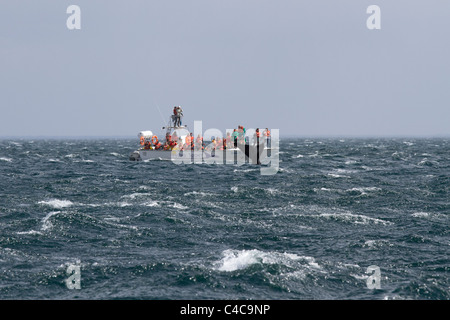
[121,192,153,200]
[183,191,214,197]
[274,204,392,226]
[328,173,350,178]
[345,187,381,195]
[16,230,43,236]
[171,202,188,210]
[38,199,74,209]
[265,188,279,195]
[363,239,393,249]
[214,249,321,273]
[411,211,430,218]
[143,200,160,207]
[318,212,392,225]
[41,211,59,231]
[417,159,438,167]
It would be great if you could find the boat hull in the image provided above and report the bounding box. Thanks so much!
[129,147,276,164]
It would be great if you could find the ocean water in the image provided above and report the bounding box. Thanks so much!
[0,138,448,300]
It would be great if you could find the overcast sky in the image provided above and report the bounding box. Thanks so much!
[1,0,449,137]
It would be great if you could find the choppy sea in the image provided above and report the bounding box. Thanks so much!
[0,138,448,300]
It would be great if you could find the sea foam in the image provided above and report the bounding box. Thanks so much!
[214,249,321,272]
[38,199,74,209]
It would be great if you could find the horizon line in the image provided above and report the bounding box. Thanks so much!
[0,134,449,140]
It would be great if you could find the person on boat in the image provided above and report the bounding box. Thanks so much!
[172,106,178,127]
[184,135,191,149]
[164,135,172,150]
[237,126,246,145]
[196,134,203,150]
[189,133,194,150]
[210,136,216,151]
[216,137,223,150]
[231,129,239,148]
[154,141,162,150]
[226,132,232,149]
[175,106,183,127]
[263,128,271,148]
[144,140,152,150]
[169,139,177,150]
[253,128,261,145]
[221,137,227,150]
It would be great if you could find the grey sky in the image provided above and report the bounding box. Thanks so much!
[1,0,449,137]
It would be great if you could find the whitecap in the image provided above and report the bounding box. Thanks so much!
[172,202,188,210]
[143,200,160,207]
[314,187,333,192]
[265,188,279,195]
[16,230,43,236]
[74,159,95,163]
[10,142,22,147]
[231,186,239,193]
[38,199,73,209]
[233,168,258,173]
[214,249,321,272]
[318,212,391,225]
[122,192,152,200]
[41,211,60,231]
[417,159,437,167]
[346,187,381,195]
[118,202,132,207]
[363,239,393,248]
[328,173,349,178]
[0,157,12,162]
[411,212,430,218]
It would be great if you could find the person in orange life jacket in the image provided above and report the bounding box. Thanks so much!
[256,128,261,138]
[189,133,194,150]
[144,140,152,150]
[226,132,232,149]
[253,128,261,145]
[196,134,203,150]
[186,135,193,148]
[154,141,162,150]
[263,128,271,148]
[168,135,177,149]
[164,135,172,150]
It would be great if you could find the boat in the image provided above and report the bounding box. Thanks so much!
[129,108,275,165]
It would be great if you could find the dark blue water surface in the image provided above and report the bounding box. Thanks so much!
[0,138,448,299]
